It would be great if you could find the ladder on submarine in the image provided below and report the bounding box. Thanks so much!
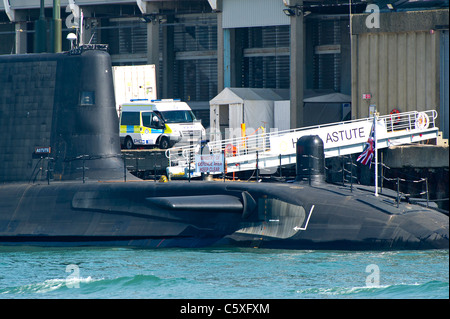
[165,110,439,178]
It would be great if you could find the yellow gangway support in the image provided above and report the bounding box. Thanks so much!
[241,123,246,150]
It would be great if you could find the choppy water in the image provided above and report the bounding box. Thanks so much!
[0,247,448,300]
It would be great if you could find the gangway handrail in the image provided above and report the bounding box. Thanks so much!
[166,110,438,175]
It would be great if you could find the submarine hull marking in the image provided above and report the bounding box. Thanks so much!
[294,204,315,231]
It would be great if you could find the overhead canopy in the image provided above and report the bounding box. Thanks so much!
[303,92,352,126]
[210,87,289,105]
[210,88,349,105]
[210,88,352,139]
[210,88,290,133]
[303,92,351,103]
[221,0,289,29]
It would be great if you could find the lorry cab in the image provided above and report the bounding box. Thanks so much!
[119,99,205,149]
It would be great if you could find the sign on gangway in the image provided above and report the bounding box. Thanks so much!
[195,154,224,174]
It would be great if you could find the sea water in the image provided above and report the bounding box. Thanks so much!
[0,247,447,300]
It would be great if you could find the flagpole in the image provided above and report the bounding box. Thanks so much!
[374,112,378,197]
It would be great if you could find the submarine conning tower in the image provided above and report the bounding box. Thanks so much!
[0,46,130,183]
[295,135,325,185]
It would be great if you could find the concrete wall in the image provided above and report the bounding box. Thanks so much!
[351,9,448,120]
[382,145,449,211]
[383,145,449,169]
[0,0,133,10]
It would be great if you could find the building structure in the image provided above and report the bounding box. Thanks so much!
[1,0,448,138]
[351,5,449,139]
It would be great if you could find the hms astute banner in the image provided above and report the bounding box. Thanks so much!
[269,119,387,155]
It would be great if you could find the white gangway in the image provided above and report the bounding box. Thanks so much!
[166,110,439,178]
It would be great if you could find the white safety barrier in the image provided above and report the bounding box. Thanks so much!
[166,110,438,178]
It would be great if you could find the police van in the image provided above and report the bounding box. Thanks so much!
[119,99,205,149]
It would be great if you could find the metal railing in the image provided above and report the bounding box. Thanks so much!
[383,110,436,133]
[165,110,438,175]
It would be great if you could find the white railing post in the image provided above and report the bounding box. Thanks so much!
[165,110,439,177]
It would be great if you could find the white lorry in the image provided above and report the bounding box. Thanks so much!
[112,65,157,115]
[119,99,206,149]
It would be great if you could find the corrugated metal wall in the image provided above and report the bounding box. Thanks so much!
[312,19,342,92]
[241,26,290,89]
[172,15,218,102]
[352,31,440,118]
[106,18,147,56]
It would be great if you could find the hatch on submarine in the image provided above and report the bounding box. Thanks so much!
[0,47,447,250]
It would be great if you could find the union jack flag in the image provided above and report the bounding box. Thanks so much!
[357,123,375,167]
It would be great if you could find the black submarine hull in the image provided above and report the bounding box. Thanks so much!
[0,180,448,249]
[0,181,245,248]
[220,182,449,250]
[0,48,447,250]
